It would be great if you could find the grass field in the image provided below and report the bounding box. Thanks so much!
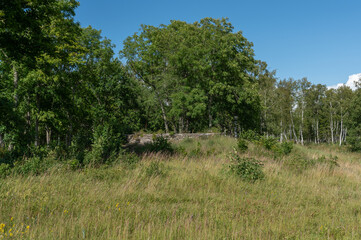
[2,136,361,239]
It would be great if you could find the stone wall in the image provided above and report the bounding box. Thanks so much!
[127,133,221,145]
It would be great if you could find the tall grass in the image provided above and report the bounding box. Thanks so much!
[1,136,361,239]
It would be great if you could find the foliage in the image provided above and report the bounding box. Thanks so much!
[119,152,140,169]
[148,136,174,154]
[0,163,10,178]
[0,0,360,176]
[228,149,264,182]
[284,151,339,173]
[237,138,248,152]
[239,130,260,142]
[13,157,53,176]
[122,17,262,133]
[258,136,278,150]
[279,141,293,155]
[145,161,166,177]
[83,125,122,166]
[188,141,203,157]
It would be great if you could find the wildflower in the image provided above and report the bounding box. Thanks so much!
[127,201,130,206]
[116,203,119,208]
[26,226,30,230]
[10,217,13,222]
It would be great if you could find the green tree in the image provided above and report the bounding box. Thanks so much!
[122,18,262,134]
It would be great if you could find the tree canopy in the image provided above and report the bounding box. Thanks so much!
[1,4,361,166]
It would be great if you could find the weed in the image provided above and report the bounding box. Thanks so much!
[228,149,264,182]
[13,157,53,176]
[148,136,174,154]
[145,161,166,177]
[188,142,202,158]
[0,163,10,178]
[239,130,260,142]
[237,138,248,152]
[120,152,140,169]
[258,136,278,150]
[280,141,293,155]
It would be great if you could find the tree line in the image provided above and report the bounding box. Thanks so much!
[1,0,361,165]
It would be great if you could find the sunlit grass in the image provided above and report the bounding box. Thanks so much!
[2,136,361,239]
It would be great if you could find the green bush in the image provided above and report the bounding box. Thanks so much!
[347,136,361,152]
[83,125,122,166]
[284,153,339,173]
[145,161,166,177]
[67,159,81,171]
[285,153,315,172]
[188,141,202,158]
[237,138,248,152]
[258,136,278,150]
[315,155,339,170]
[148,136,174,154]
[280,141,293,155]
[120,152,140,169]
[13,157,53,176]
[175,146,187,156]
[0,163,10,178]
[228,149,264,182]
[239,130,260,142]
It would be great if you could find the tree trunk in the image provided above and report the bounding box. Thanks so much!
[330,110,334,144]
[13,64,18,107]
[300,108,304,145]
[35,94,40,147]
[280,120,283,143]
[316,119,320,144]
[290,110,298,143]
[159,101,169,133]
[46,126,51,146]
[35,117,39,147]
[339,117,343,146]
[208,96,212,129]
[179,117,184,133]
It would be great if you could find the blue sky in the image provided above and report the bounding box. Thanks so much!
[75,0,361,86]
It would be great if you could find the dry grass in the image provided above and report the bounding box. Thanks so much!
[1,136,361,239]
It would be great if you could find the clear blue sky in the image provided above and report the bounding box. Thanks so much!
[75,0,361,86]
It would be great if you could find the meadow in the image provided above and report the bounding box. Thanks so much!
[1,136,361,239]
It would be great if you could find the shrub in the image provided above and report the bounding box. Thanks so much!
[188,141,202,158]
[347,136,361,152]
[285,153,315,172]
[83,125,122,166]
[284,152,339,173]
[175,146,187,156]
[237,138,248,152]
[228,149,264,182]
[120,152,140,169]
[239,130,260,142]
[258,136,278,150]
[13,157,53,176]
[145,161,166,177]
[67,159,81,171]
[0,163,10,178]
[315,155,339,170]
[148,136,174,154]
[280,141,293,155]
